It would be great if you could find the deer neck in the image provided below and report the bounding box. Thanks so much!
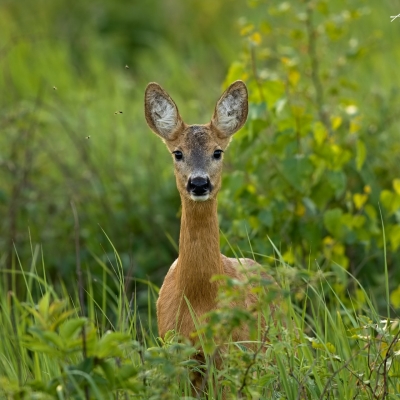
[176,196,223,305]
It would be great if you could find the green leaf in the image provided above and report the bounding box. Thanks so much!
[387,225,400,252]
[390,285,400,308]
[224,170,245,197]
[38,293,50,320]
[327,170,346,198]
[280,156,313,193]
[261,80,285,108]
[380,190,400,214]
[22,341,61,355]
[356,140,366,171]
[393,179,400,195]
[312,180,334,209]
[28,327,64,350]
[99,359,115,387]
[258,210,274,228]
[71,357,95,374]
[224,62,246,88]
[95,332,131,358]
[323,208,344,239]
[313,121,327,145]
[353,193,367,210]
[115,365,139,384]
[59,318,87,341]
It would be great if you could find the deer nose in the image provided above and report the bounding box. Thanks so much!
[187,176,211,196]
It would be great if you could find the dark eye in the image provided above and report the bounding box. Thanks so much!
[173,151,183,161]
[213,150,223,160]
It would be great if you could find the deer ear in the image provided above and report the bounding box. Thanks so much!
[144,83,183,141]
[211,80,248,138]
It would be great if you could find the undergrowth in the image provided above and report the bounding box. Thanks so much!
[1,240,399,399]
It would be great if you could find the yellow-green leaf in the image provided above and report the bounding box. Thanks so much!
[353,193,368,210]
[313,122,327,145]
[356,140,366,171]
[240,23,254,36]
[250,32,262,45]
[393,179,400,195]
[326,342,336,353]
[288,69,300,87]
[390,285,400,308]
[350,116,362,133]
[224,62,246,88]
[331,116,342,130]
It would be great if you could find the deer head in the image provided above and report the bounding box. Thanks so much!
[144,81,248,202]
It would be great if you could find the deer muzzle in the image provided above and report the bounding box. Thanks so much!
[187,176,212,201]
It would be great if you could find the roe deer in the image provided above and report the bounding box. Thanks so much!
[144,80,276,364]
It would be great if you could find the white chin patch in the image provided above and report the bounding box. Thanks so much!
[190,194,210,202]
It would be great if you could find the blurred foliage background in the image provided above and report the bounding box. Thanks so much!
[1,0,400,312]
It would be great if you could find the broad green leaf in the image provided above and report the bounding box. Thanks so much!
[323,208,344,239]
[224,170,245,196]
[380,190,394,210]
[22,341,62,355]
[393,179,400,195]
[95,332,131,358]
[59,318,87,341]
[258,210,274,228]
[312,180,334,209]
[380,190,400,214]
[224,62,246,88]
[280,156,313,193]
[116,365,138,382]
[261,80,285,109]
[27,328,64,350]
[99,359,115,387]
[364,204,377,220]
[351,215,366,228]
[327,170,346,198]
[72,357,95,374]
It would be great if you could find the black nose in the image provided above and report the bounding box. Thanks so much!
[187,176,211,195]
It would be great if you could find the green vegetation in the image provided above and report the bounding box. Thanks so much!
[1,0,400,398]
[220,0,400,308]
[1,248,400,398]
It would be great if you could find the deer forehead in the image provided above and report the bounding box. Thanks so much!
[170,125,228,152]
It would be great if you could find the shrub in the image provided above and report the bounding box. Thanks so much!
[219,0,400,309]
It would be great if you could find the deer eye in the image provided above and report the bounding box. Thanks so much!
[172,151,183,161]
[213,150,223,160]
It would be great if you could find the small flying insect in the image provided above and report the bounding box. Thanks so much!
[86,136,91,139]
[53,86,57,90]
[114,111,123,114]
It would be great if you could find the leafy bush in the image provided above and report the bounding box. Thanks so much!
[219,0,400,309]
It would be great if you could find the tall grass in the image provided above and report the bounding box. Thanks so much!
[1,240,399,399]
